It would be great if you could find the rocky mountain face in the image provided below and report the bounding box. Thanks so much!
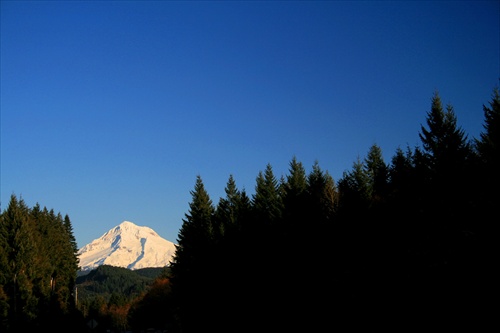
[77,221,176,272]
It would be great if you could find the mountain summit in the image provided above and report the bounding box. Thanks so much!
[77,221,176,272]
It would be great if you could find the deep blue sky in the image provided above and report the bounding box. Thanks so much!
[1,1,499,249]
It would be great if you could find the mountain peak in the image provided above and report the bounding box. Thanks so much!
[119,220,136,228]
[110,221,159,238]
[78,221,176,272]
[117,220,146,229]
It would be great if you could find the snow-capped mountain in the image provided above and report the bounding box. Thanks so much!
[77,221,176,272]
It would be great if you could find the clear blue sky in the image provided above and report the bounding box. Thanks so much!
[1,1,499,249]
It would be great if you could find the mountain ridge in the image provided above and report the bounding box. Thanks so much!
[77,221,176,272]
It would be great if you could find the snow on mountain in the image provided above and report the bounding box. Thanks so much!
[77,221,176,272]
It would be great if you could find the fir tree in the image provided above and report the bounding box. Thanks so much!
[418,91,473,223]
[364,143,388,206]
[475,87,500,213]
[388,146,414,199]
[0,195,38,331]
[337,157,371,217]
[282,156,308,231]
[214,174,241,238]
[252,163,283,227]
[306,160,338,225]
[173,175,215,257]
[169,175,216,333]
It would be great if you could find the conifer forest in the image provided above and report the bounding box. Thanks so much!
[1,89,498,332]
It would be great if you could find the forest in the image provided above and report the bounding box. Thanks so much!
[0,88,498,332]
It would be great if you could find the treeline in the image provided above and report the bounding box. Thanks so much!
[0,88,498,332]
[75,265,167,332]
[76,265,165,303]
[167,89,499,332]
[0,196,82,332]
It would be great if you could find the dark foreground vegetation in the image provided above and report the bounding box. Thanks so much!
[1,89,498,332]
[76,265,165,304]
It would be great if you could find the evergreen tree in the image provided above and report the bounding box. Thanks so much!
[418,91,473,223]
[173,175,215,260]
[249,163,284,324]
[468,87,500,321]
[48,212,79,317]
[252,163,283,227]
[387,145,420,251]
[306,160,338,225]
[302,161,340,326]
[364,143,388,206]
[169,175,216,333]
[28,204,54,324]
[0,196,83,332]
[0,195,38,331]
[214,174,241,238]
[409,92,480,322]
[282,156,308,232]
[234,188,252,233]
[475,87,500,214]
[337,157,371,217]
[127,277,175,332]
[0,201,11,332]
[64,214,79,264]
[388,146,415,201]
[212,175,259,333]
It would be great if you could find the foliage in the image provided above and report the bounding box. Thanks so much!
[2,86,498,332]
[127,277,175,332]
[166,87,498,332]
[75,265,163,302]
[0,196,83,332]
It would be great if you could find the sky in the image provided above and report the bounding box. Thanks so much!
[1,0,499,249]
